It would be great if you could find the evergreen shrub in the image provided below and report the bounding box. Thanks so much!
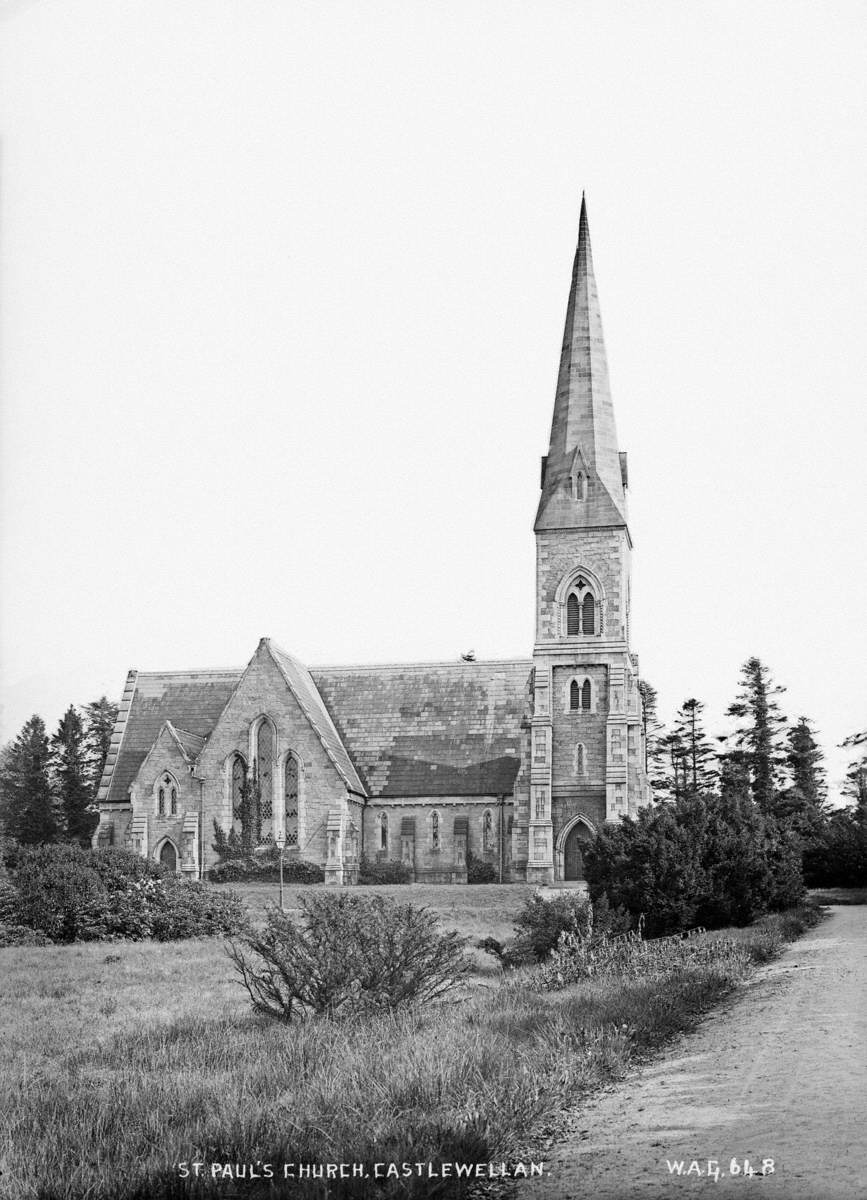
[226,891,471,1021]
[466,851,497,884]
[8,845,246,943]
[208,853,324,884]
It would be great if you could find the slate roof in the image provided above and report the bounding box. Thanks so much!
[100,653,533,805]
[311,660,533,797]
[101,670,241,804]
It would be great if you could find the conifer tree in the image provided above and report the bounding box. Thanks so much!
[52,705,96,845]
[841,731,867,822]
[0,715,57,843]
[780,717,828,835]
[671,698,717,795]
[638,680,668,798]
[83,696,118,796]
[725,657,788,814]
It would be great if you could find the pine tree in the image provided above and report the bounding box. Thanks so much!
[780,717,828,835]
[52,706,96,846]
[638,680,667,798]
[661,729,688,802]
[725,657,788,814]
[0,715,57,843]
[671,698,717,795]
[83,696,118,797]
[841,731,867,823]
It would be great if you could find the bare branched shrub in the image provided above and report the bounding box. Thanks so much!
[225,891,471,1021]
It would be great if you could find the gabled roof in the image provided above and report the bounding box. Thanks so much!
[536,195,629,534]
[99,650,533,805]
[265,640,366,796]
[100,669,241,804]
[311,659,533,797]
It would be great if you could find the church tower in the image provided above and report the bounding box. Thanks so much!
[526,196,649,886]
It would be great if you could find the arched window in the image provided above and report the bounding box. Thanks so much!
[483,810,493,852]
[582,592,595,635]
[256,719,275,826]
[231,754,247,821]
[567,592,580,635]
[581,679,592,710]
[575,743,586,776]
[284,755,299,847]
[570,679,580,711]
[155,771,178,818]
[431,811,440,850]
[380,812,388,852]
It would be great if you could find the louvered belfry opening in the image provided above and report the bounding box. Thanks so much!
[284,755,299,847]
[582,591,595,634]
[567,592,580,635]
[581,679,591,710]
[570,679,580,710]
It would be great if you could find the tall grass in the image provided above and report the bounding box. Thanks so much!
[0,905,821,1200]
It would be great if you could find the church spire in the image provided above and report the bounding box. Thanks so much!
[535,195,628,532]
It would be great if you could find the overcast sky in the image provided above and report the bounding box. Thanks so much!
[1,0,864,795]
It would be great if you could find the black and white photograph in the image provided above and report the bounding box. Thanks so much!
[0,2,865,1198]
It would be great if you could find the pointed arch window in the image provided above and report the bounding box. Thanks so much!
[570,680,580,711]
[575,743,586,776]
[431,810,440,851]
[582,592,596,635]
[284,755,299,848]
[483,810,494,852]
[581,679,592,710]
[380,811,388,852]
[562,574,601,638]
[256,719,275,825]
[231,754,247,821]
[155,771,179,818]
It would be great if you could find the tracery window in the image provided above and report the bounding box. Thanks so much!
[155,772,179,818]
[256,719,275,826]
[564,577,599,637]
[284,755,299,847]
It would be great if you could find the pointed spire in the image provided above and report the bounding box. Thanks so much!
[535,196,627,532]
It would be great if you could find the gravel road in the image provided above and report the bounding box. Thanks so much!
[527,906,867,1199]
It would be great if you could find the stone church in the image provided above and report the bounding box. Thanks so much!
[93,198,650,885]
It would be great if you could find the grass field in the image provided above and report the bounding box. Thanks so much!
[0,888,822,1200]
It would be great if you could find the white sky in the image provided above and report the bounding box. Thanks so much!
[1,0,864,796]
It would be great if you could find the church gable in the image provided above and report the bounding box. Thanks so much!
[100,669,241,805]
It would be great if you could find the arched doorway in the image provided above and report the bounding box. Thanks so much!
[159,840,177,872]
[563,821,594,881]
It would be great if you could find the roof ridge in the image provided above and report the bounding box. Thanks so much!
[310,657,533,671]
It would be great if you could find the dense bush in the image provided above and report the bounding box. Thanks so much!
[803,811,867,887]
[357,855,411,884]
[226,891,471,1020]
[482,890,594,967]
[466,851,497,884]
[208,852,324,884]
[7,844,246,943]
[585,793,805,937]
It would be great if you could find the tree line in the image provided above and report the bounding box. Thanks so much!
[0,699,118,847]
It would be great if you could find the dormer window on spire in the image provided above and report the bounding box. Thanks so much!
[570,471,586,501]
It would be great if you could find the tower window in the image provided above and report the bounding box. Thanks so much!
[582,679,591,710]
[570,679,580,710]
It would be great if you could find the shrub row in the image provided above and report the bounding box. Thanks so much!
[2,844,246,943]
[208,853,324,885]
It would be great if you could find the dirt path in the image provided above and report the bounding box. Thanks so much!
[527,906,867,1199]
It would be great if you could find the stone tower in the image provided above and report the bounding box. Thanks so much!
[526,196,648,886]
